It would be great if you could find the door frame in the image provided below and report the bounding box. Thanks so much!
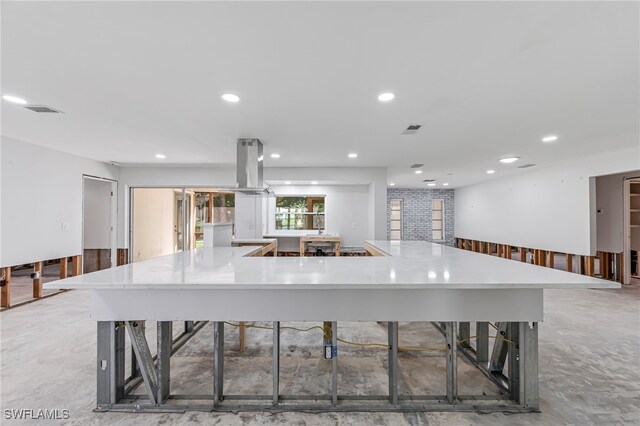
[82,175,118,270]
[623,177,640,284]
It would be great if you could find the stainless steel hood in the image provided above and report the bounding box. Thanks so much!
[235,138,274,196]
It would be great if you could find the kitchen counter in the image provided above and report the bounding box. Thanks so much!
[46,240,615,291]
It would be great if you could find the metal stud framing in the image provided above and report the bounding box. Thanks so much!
[95,320,540,413]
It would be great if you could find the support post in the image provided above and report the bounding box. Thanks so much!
[33,261,43,299]
[489,322,509,374]
[96,321,125,408]
[332,321,338,406]
[585,256,595,276]
[519,322,539,409]
[157,321,172,403]
[59,257,68,279]
[184,321,194,333]
[126,321,159,405]
[273,321,280,406]
[508,323,520,402]
[388,321,398,405]
[458,322,470,348]
[566,253,573,273]
[475,322,489,364]
[445,322,458,404]
[214,322,224,404]
[239,321,246,353]
[71,255,82,276]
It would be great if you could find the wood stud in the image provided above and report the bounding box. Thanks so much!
[33,261,43,299]
[1,267,11,308]
[585,256,595,277]
[60,257,69,279]
[454,238,618,283]
[72,255,82,277]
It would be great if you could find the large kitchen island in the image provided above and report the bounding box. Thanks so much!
[44,240,618,413]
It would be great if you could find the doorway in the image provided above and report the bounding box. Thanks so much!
[82,175,117,273]
[130,187,236,261]
[624,177,640,284]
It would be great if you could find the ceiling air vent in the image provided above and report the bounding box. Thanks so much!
[518,163,536,169]
[422,179,436,182]
[24,105,63,113]
[401,124,422,135]
[410,163,424,168]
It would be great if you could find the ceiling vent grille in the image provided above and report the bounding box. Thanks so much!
[24,105,63,113]
[518,163,536,169]
[410,163,424,168]
[422,179,436,182]
[401,124,422,135]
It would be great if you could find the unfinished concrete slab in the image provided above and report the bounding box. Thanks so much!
[1,286,639,425]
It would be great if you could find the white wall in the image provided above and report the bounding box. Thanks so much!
[131,188,177,261]
[264,167,387,244]
[595,170,640,253]
[83,178,112,249]
[1,137,119,266]
[117,166,387,248]
[267,184,370,246]
[455,147,640,255]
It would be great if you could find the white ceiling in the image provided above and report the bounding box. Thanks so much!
[1,1,638,188]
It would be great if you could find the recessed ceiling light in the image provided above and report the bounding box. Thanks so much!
[542,135,558,143]
[348,153,358,158]
[221,93,240,103]
[443,183,449,186]
[414,170,423,174]
[2,94,27,104]
[311,181,318,185]
[389,183,395,186]
[284,181,291,184]
[155,153,166,159]
[486,169,495,174]
[499,157,520,164]
[378,92,395,102]
[427,183,436,187]
[270,153,280,159]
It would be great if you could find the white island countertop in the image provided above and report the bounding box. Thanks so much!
[45,240,618,291]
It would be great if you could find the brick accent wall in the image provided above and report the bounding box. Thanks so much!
[387,188,455,246]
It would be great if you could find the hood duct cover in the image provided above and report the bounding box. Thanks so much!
[236,138,273,196]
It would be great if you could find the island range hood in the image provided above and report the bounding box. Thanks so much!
[235,138,274,196]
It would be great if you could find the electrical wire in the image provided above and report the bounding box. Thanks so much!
[222,322,516,352]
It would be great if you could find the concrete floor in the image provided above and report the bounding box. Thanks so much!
[1,286,639,425]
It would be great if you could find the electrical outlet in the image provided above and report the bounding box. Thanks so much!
[324,345,333,359]
[61,222,69,231]
[323,344,337,360]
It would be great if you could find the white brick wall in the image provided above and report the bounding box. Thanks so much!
[387,188,455,246]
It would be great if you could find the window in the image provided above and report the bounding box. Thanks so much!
[389,199,402,240]
[275,196,325,231]
[432,199,444,241]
